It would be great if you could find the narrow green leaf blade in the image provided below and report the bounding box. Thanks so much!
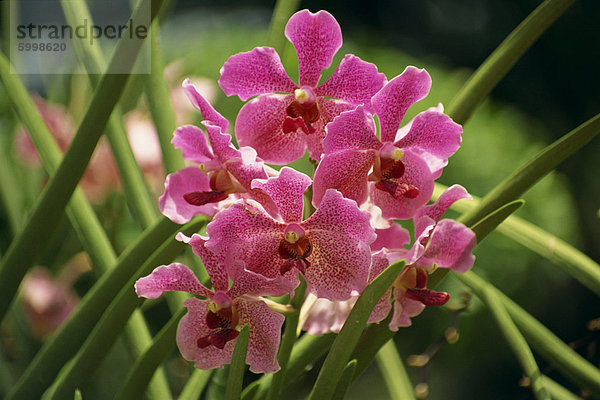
[225,325,250,400]
[376,340,416,400]
[331,360,358,400]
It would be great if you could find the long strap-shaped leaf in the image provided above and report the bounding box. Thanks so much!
[446,0,574,124]
[225,325,251,400]
[42,218,206,399]
[309,260,405,400]
[0,0,166,322]
[376,340,416,400]
[458,271,600,396]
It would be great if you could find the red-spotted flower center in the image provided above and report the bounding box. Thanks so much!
[370,143,419,200]
[197,293,240,349]
[283,86,320,135]
[184,169,239,207]
[278,223,312,275]
[393,266,449,306]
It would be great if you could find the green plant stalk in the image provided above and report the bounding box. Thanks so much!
[268,0,301,55]
[446,0,574,124]
[60,0,156,228]
[0,0,165,322]
[178,369,214,400]
[266,277,306,400]
[0,143,24,234]
[376,340,416,400]
[309,260,405,400]
[143,21,184,174]
[479,284,550,400]
[43,218,205,400]
[434,183,600,297]
[114,308,187,400]
[459,112,600,228]
[458,271,600,396]
[225,325,250,400]
[331,360,357,400]
[6,216,193,400]
[539,376,583,400]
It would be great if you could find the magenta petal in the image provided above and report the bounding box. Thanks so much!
[371,224,411,252]
[414,184,471,237]
[235,94,307,164]
[302,293,357,335]
[135,263,212,299]
[183,79,229,132]
[394,110,462,174]
[389,291,425,330]
[228,261,294,298]
[202,123,241,163]
[322,105,381,154]
[235,297,284,373]
[366,250,394,324]
[172,125,215,164]
[206,200,286,279]
[312,149,377,207]
[372,67,432,143]
[219,47,297,101]
[179,233,230,292]
[159,167,219,224]
[370,150,435,220]
[177,298,235,370]
[251,167,311,223]
[420,219,476,273]
[316,54,386,111]
[304,98,356,161]
[225,147,269,191]
[285,10,342,87]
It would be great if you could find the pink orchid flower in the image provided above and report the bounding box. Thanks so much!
[219,9,386,164]
[135,233,291,373]
[312,66,463,219]
[369,185,477,329]
[205,167,376,301]
[159,80,276,224]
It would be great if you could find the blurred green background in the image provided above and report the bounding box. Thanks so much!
[0,1,599,399]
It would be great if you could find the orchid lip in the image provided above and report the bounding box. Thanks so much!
[284,223,305,244]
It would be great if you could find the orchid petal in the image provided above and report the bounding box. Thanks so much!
[159,167,219,224]
[218,47,297,101]
[371,223,411,252]
[316,54,386,111]
[301,293,357,335]
[372,67,431,143]
[389,291,425,330]
[251,167,311,223]
[235,94,307,164]
[366,250,395,324]
[304,98,356,161]
[414,184,472,237]
[177,233,230,292]
[135,263,213,299]
[285,10,342,87]
[171,125,215,164]
[419,219,476,273]
[322,105,381,154]
[183,79,229,132]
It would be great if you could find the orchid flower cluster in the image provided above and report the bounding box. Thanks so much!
[135,10,476,374]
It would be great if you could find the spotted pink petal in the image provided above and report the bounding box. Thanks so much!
[251,167,311,223]
[369,150,435,220]
[414,184,472,237]
[419,219,476,273]
[159,167,219,224]
[206,200,287,280]
[372,67,432,143]
[371,223,411,252]
[316,54,386,111]
[312,149,377,207]
[301,293,357,335]
[366,250,395,324]
[177,297,235,370]
[394,110,462,174]
[225,147,269,191]
[202,123,240,163]
[218,46,298,101]
[235,297,285,373]
[177,233,230,292]
[171,125,215,164]
[322,105,381,154]
[285,10,342,87]
[389,291,425,330]
[235,94,307,164]
[183,79,229,132]
[304,98,356,161]
[228,261,295,298]
[135,263,213,299]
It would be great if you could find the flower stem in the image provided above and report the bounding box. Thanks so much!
[268,0,301,55]
[376,340,416,400]
[447,0,575,124]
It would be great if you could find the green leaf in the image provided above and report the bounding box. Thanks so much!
[376,340,416,400]
[477,281,550,400]
[225,325,250,400]
[268,0,301,55]
[309,260,405,400]
[114,308,186,400]
[459,112,600,228]
[458,271,600,396]
[447,0,575,124]
[331,360,358,400]
[178,369,214,400]
[468,199,525,241]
